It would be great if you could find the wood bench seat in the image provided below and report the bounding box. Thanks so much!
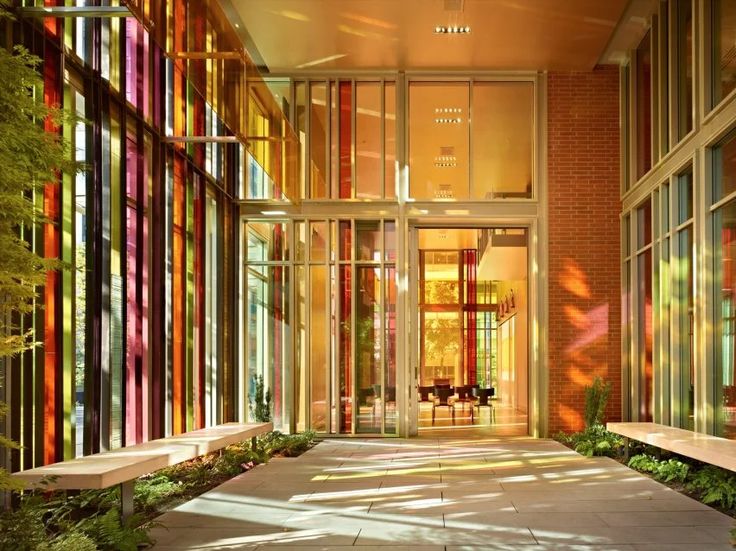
[11,421,273,516]
[607,422,736,471]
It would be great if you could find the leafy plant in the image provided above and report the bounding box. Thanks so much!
[628,454,689,483]
[261,431,316,457]
[0,0,80,360]
[74,508,152,551]
[687,465,736,510]
[250,374,272,422]
[656,458,690,483]
[135,474,187,510]
[555,424,623,457]
[628,453,658,474]
[583,376,612,428]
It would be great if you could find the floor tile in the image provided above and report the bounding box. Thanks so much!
[151,437,733,550]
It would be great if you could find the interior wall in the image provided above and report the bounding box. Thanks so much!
[496,280,528,414]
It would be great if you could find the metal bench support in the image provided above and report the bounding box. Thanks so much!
[121,480,135,520]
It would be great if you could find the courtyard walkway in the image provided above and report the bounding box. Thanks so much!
[151,437,733,550]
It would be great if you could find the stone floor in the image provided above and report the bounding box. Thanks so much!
[150,436,734,550]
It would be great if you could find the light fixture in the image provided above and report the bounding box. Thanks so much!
[434,25,470,34]
[261,210,287,216]
[434,154,457,167]
[434,107,462,114]
[434,117,463,124]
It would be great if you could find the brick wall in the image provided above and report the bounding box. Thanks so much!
[547,66,622,433]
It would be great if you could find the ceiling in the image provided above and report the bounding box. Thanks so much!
[227,0,629,73]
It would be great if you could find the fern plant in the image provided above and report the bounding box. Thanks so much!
[687,466,736,510]
[75,508,153,551]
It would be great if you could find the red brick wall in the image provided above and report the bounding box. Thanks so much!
[547,66,622,434]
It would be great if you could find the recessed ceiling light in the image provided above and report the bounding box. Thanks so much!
[261,210,287,216]
[434,155,457,167]
[434,25,470,34]
[434,117,463,124]
[434,108,462,114]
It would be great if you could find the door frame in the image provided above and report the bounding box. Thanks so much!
[402,218,546,437]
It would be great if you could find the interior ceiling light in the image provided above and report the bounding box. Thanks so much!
[434,155,457,167]
[435,117,462,124]
[435,108,462,114]
[434,185,454,199]
[434,25,470,34]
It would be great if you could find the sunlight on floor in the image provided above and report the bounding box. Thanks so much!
[150,437,734,550]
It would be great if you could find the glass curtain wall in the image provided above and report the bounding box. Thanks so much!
[292,80,397,200]
[622,1,736,436]
[636,199,654,421]
[1,0,249,469]
[713,133,736,438]
[248,219,397,434]
[408,81,534,200]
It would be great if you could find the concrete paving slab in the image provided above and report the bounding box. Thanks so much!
[151,437,733,550]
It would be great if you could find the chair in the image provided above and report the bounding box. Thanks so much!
[473,387,495,423]
[418,386,433,403]
[432,386,455,425]
[455,385,476,423]
[358,387,377,420]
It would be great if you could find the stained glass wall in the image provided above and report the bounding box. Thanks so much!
[1,0,294,471]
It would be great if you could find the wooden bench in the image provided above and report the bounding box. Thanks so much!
[11,421,273,517]
[607,422,736,471]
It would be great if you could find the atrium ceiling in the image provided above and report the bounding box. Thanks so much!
[225,0,629,73]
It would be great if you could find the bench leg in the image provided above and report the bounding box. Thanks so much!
[120,480,135,521]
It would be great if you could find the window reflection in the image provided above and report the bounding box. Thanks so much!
[636,31,652,180]
[472,82,533,199]
[713,0,736,106]
[409,82,469,200]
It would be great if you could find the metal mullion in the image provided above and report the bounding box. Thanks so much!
[352,80,357,199]
[469,78,473,198]
[379,220,386,434]
[306,80,312,199]
[351,219,357,434]
[630,208,641,421]
[380,80,385,199]
[324,246,332,435]
[708,187,736,213]
[326,81,332,199]
[668,0,678,152]
[287,222,296,433]
[334,80,340,200]
[651,13,661,162]
[332,220,341,434]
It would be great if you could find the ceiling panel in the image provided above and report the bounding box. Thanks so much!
[228,0,629,72]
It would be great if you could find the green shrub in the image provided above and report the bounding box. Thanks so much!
[628,454,689,483]
[135,474,187,510]
[656,458,690,483]
[628,454,658,474]
[261,431,316,457]
[687,465,736,510]
[556,424,623,457]
[584,376,612,428]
